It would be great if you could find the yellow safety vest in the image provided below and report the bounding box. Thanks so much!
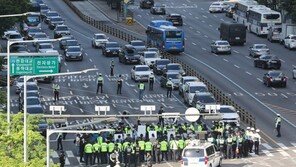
[139,83,145,90]
[84,143,93,153]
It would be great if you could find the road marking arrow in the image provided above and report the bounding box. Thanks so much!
[82,83,88,88]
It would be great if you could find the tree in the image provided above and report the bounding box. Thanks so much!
[281,0,296,23]
[0,113,58,167]
[0,0,31,35]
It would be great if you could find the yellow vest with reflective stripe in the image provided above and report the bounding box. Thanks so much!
[101,143,108,152]
[139,83,145,90]
[85,143,93,153]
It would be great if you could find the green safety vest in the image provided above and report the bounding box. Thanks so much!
[139,83,145,90]
[197,125,203,132]
[178,139,185,149]
[84,143,93,153]
[52,84,60,90]
[138,140,145,150]
[108,142,115,153]
[97,136,103,144]
[160,141,168,151]
[238,137,243,143]
[101,143,108,152]
[145,141,152,151]
[123,142,130,150]
[166,80,173,88]
[227,137,232,144]
[117,143,122,151]
[93,143,100,152]
[97,77,104,84]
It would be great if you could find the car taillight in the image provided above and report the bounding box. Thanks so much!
[269,77,272,81]
[204,156,208,165]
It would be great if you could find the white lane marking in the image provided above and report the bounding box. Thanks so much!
[146,13,149,16]
[43,105,46,109]
[213,15,217,18]
[137,15,142,18]
[67,69,69,72]
[202,20,205,23]
[246,71,252,75]
[89,58,93,62]
[134,89,138,93]
[70,91,73,95]
[189,13,192,15]
[293,150,296,154]
[201,8,204,10]
[85,53,88,56]
[223,58,229,62]
[128,104,133,109]
[291,143,296,147]
[183,52,296,128]
[262,143,273,150]
[112,104,116,108]
[184,37,187,40]
[192,42,197,45]
[74,100,78,104]
[233,50,239,53]
[281,93,288,98]
[64,62,67,66]
[195,16,199,19]
[272,87,276,91]
[80,108,84,113]
[204,35,208,38]
[68,83,71,87]
[196,30,200,33]
[189,26,193,29]
[66,151,75,157]
[51,151,59,158]
[202,15,207,18]
[277,143,289,150]
[245,56,251,59]
[262,150,274,157]
[293,65,296,68]
[202,47,207,51]
[277,149,290,157]
[257,78,263,82]
[71,28,92,40]
[280,59,285,63]
[65,158,70,165]
[213,54,218,57]
[234,65,240,68]
[220,18,224,21]
[209,25,212,27]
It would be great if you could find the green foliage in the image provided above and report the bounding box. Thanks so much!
[0,0,31,35]
[282,0,296,23]
[0,113,58,167]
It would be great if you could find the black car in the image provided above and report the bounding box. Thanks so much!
[48,16,64,30]
[150,3,166,15]
[166,13,183,26]
[140,0,154,9]
[254,54,281,69]
[62,39,79,51]
[10,44,29,53]
[102,42,121,57]
[263,71,287,87]
[54,24,70,38]
[64,46,84,61]
[118,45,141,64]
[24,27,42,40]
[44,11,59,24]
[153,59,170,75]
[59,35,75,49]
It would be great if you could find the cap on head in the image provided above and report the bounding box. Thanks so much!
[169,78,172,80]
[99,73,102,76]
[256,129,260,132]
[251,128,255,131]
[246,127,250,130]
[277,114,280,117]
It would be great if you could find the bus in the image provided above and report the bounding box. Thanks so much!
[146,20,185,53]
[248,7,282,36]
[233,0,258,26]
[21,13,41,32]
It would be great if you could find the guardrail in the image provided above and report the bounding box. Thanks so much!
[63,0,256,128]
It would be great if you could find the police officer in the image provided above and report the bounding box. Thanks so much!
[253,129,261,155]
[108,141,115,160]
[52,83,60,102]
[158,106,164,127]
[138,81,145,100]
[110,59,115,76]
[59,150,65,167]
[57,133,63,150]
[148,72,155,91]
[177,137,185,160]
[237,134,243,158]
[133,142,141,167]
[138,137,145,162]
[169,137,178,161]
[219,136,225,158]
[145,139,153,160]
[155,140,161,163]
[226,134,233,159]
[96,73,104,94]
[100,140,108,164]
[249,128,255,153]
[84,141,93,166]
[166,78,173,98]
[117,74,123,95]
[160,139,168,161]
[93,142,100,165]
[125,143,133,167]
[275,114,281,137]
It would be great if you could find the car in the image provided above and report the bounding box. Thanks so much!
[54,24,70,38]
[7,32,23,41]
[48,16,64,30]
[160,71,181,89]
[219,105,240,126]
[19,90,40,105]
[36,43,54,53]
[32,32,49,46]
[19,96,42,110]
[44,11,59,24]
[181,141,222,167]
[147,47,160,54]
[225,5,235,18]
[249,44,270,58]
[283,34,296,50]
[18,83,40,95]
[10,44,29,53]
[129,40,146,53]
[63,39,79,51]
[24,27,42,40]
[2,28,18,39]
[140,51,161,68]
[27,106,44,114]
[183,81,208,106]
[152,59,170,75]
[118,45,141,64]
[191,92,216,112]
[166,13,183,26]
[102,42,121,57]
[150,3,166,15]
[35,76,55,83]
[140,0,154,9]
[64,46,84,61]
[130,65,152,82]
[92,33,109,48]
[39,3,50,17]
[254,54,281,69]
[179,76,200,96]
[263,70,287,87]
[209,1,228,13]
[15,77,37,94]
[293,67,296,79]
[211,40,231,54]
[163,63,185,76]
[59,35,75,49]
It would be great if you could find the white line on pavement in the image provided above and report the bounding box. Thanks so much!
[257,78,263,82]
[245,56,251,59]
[246,71,252,75]
[233,50,239,53]
[277,143,289,150]
[85,53,88,56]
[204,35,208,38]
[234,65,240,68]
[213,54,218,57]
[68,83,71,87]
[70,91,73,95]
[277,149,290,157]
[209,25,212,27]
[67,69,69,72]
[293,65,296,68]
[134,89,138,93]
[89,58,93,62]
[196,30,200,33]
[202,20,205,23]
[192,42,197,45]
[195,16,199,19]
[223,58,229,62]
[220,18,224,21]
[281,93,288,98]
[280,59,285,63]
[112,104,116,108]
[262,150,273,156]
[51,151,59,158]
[213,15,217,17]
[74,100,78,104]
[64,62,67,66]
[272,87,276,91]
[65,158,70,165]
[80,108,84,113]
[201,8,204,10]
[291,143,296,147]
[189,26,193,29]
[137,15,142,18]
[262,143,273,150]
[66,151,75,157]
[202,47,207,51]
[128,104,133,109]
[202,15,207,18]
[189,13,192,15]
[43,105,46,109]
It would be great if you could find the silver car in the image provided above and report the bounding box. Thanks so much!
[130,65,152,82]
[178,76,199,96]
[210,40,231,54]
[249,44,270,58]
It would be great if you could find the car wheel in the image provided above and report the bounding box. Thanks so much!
[131,74,133,80]
[293,72,296,79]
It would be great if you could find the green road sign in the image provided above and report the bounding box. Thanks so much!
[10,56,59,76]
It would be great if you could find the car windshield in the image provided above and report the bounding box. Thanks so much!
[10,34,22,39]
[11,46,26,52]
[131,41,145,46]
[34,34,47,38]
[269,71,282,77]
[67,40,78,45]
[27,107,43,114]
[211,3,220,6]
[145,53,157,58]
[167,73,180,79]
[154,3,163,7]
[95,34,106,39]
[23,84,38,91]
[126,49,135,54]
[47,12,59,17]
[57,26,68,31]
[40,44,52,49]
[217,41,229,45]
[184,78,198,84]
[198,95,215,103]
[136,67,150,71]
[28,28,41,33]
[165,31,182,38]
[190,86,208,93]
[68,47,81,52]
[106,43,119,47]
[156,60,170,65]
[220,107,236,113]
[148,48,158,52]
[51,17,62,21]
[27,98,40,105]
[168,65,180,70]
[40,5,49,10]
[183,149,204,157]
[255,45,268,49]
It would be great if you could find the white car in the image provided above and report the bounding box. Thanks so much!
[283,34,296,50]
[219,105,240,126]
[36,43,54,53]
[15,76,37,94]
[32,32,49,46]
[2,28,19,39]
[131,65,152,82]
[91,33,109,48]
[179,76,199,96]
[210,40,231,54]
[182,140,222,167]
[7,32,23,41]
[140,51,161,67]
[183,82,209,106]
[209,2,228,13]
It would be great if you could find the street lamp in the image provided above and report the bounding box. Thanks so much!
[0,12,40,18]
[23,68,98,163]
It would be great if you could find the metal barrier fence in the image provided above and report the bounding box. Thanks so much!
[63,0,256,128]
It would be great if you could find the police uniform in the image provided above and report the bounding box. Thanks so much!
[254,129,261,155]
[148,73,155,91]
[138,139,145,162]
[138,82,145,100]
[166,78,173,98]
[84,142,93,165]
[226,135,233,159]
[110,59,115,76]
[96,73,104,94]
[100,141,108,164]
[160,140,168,161]
[125,143,133,166]
[117,75,123,95]
[275,114,281,137]
[92,142,101,164]
[52,83,60,102]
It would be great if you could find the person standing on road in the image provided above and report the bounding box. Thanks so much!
[275,114,281,137]
[158,106,164,127]
[117,75,123,95]
[166,78,173,98]
[52,83,60,102]
[79,137,86,163]
[110,59,115,76]
[148,72,155,91]
[59,150,65,167]
[74,134,81,156]
[253,129,261,155]
[92,142,101,165]
[57,133,63,150]
[100,140,108,164]
[226,134,233,159]
[160,139,168,161]
[138,81,145,100]
[84,141,93,166]
[249,128,255,153]
[96,73,104,94]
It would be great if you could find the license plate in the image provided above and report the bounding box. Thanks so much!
[174,22,178,24]
[275,78,281,81]
[235,37,240,40]
[71,56,76,58]
[132,59,138,62]
[113,51,117,54]
[271,61,277,63]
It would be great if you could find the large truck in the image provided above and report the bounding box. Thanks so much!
[267,23,296,43]
[219,23,246,45]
